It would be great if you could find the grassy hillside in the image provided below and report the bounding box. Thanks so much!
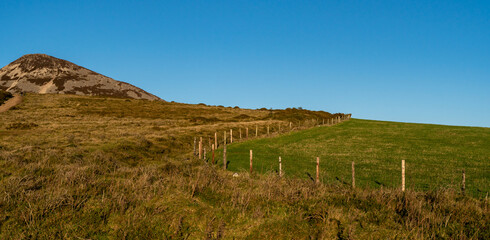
[0,94,488,239]
[221,119,490,198]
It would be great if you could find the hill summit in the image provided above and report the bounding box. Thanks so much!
[0,54,160,100]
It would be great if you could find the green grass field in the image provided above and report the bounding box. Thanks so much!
[221,119,490,197]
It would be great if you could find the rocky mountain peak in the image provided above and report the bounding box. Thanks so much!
[0,54,161,100]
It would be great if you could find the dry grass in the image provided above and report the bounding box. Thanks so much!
[0,93,487,239]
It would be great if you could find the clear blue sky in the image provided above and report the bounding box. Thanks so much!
[1,1,489,127]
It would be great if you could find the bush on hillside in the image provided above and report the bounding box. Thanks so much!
[0,90,13,105]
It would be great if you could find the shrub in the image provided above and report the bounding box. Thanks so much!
[0,90,13,105]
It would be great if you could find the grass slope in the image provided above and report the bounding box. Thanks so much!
[222,119,490,198]
[0,94,488,239]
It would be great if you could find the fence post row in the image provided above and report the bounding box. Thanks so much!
[230,129,233,143]
[204,140,468,196]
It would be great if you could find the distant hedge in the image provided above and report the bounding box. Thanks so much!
[0,90,13,105]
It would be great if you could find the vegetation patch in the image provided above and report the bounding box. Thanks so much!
[0,90,13,105]
[6,122,39,130]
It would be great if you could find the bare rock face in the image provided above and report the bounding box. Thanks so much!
[0,54,161,100]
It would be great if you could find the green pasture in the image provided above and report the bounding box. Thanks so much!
[218,119,489,197]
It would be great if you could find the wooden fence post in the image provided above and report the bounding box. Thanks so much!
[214,132,217,149]
[255,125,258,137]
[289,122,292,130]
[212,144,215,164]
[278,123,281,132]
[323,119,325,125]
[240,128,242,140]
[267,125,270,136]
[199,137,202,160]
[246,127,249,139]
[352,161,355,189]
[230,129,233,143]
[223,145,227,170]
[193,137,197,156]
[224,131,226,145]
[250,150,253,174]
[316,157,320,184]
[401,160,405,192]
[462,169,466,195]
[279,156,282,177]
[203,147,206,160]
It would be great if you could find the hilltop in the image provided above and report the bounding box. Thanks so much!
[0,54,160,100]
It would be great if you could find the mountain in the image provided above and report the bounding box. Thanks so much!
[0,54,160,100]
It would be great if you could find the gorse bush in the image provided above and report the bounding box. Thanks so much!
[0,90,13,105]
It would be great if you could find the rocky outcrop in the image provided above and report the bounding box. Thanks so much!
[0,54,161,100]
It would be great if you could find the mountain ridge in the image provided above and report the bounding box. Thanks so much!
[0,54,161,100]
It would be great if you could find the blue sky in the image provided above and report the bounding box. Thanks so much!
[1,0,489,127]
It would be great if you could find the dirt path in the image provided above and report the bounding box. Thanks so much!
[0,94,23,113]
